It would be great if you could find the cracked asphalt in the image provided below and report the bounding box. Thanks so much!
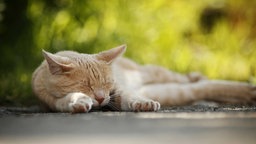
[1,104,256,144]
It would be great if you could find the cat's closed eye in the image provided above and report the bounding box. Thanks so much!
[102,81,114,89]
[79,81,92,90]
[85,85,93,90]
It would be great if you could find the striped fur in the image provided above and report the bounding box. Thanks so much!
[32,45,256,113]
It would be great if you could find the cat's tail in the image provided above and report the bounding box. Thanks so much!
[139,80,256,107]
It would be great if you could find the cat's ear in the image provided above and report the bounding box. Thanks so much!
[96,44,127,64]
[42,50,74,75]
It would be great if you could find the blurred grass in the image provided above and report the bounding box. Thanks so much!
[0,0,256,106]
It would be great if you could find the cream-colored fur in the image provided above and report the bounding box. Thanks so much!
[32,45,256,113]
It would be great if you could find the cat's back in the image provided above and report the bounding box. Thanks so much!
[114,57,139,70]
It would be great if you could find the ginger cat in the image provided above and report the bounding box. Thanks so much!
[32,45,256,113]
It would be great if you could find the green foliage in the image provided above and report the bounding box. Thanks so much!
[1,0,256,106]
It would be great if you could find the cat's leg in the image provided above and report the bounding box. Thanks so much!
[111,90,161,112]
[139,64,207,84]
[55,92,93,113]
[124,94,161,112]
[138,83,199,106]
[194,80,256,104]
[139,80,256,107]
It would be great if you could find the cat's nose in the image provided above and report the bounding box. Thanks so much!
[95,96,104,104]
[94,90,105,104]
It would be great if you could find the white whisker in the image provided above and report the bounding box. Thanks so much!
[107,101,120,111]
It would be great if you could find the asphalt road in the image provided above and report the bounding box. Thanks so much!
[1,105,256,144]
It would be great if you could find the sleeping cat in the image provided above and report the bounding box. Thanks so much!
[32,44,256,113]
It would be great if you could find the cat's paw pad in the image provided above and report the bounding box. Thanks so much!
[68,93,93,113]
[129,100,160,112]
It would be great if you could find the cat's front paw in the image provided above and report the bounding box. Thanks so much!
[129,99,160,112]
[68,93,93,113]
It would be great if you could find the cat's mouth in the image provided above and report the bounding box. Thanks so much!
[91,95,121,111]
[92,97,110,107]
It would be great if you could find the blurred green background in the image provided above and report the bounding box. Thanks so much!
[1,0,256,106]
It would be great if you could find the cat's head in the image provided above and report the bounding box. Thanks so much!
[42,45,126,108]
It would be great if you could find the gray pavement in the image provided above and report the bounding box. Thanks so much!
[1,105,256,144]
